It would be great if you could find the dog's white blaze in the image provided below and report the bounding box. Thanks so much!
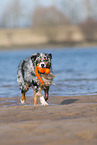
[39,62,46,68]
[40,96,49,106]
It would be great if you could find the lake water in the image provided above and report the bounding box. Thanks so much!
[0,47,97,98]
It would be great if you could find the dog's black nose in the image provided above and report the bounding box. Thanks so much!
[41,64,44,68]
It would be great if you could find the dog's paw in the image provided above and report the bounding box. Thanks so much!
[20,99,25,104]
[40,96,49,106]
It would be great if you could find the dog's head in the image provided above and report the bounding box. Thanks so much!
[31,53,52,69]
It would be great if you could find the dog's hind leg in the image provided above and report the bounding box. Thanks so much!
[44,87,49,101]
[20,84,30,104]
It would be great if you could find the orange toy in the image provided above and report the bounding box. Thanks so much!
[37,67,45,74]
[35,66,50,85]
[45,68,50,74]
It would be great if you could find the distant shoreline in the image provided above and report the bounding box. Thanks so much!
[0,26,97,50]
[0,42,97,51]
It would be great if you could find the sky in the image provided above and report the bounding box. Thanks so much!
[0,0,54,17]
[0,0,83,18]
[1,0,53,9]
[0,0,56,27]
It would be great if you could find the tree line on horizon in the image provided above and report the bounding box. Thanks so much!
[0,0,97,42]
[0,0,97,28]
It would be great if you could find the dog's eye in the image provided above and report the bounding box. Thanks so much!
[43,57,47,61]
[38,58,42,62]
[37,58,41,63]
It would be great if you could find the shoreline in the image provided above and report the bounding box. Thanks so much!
[0,95,97,145]
[0,94,97,107]
[0,42,97,51]
[0,26,97,50]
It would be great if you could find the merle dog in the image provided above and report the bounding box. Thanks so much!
[17,53,54,106]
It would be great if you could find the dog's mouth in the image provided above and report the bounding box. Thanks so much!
[35,62,51,86]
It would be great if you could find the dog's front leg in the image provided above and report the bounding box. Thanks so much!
[40,96,49,106]
[36,87,49,106]
[34,91,37,105]
[21,92,26,104]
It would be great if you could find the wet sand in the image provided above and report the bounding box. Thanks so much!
[0,95,97,145]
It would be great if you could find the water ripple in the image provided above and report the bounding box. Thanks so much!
[0,48,97,97]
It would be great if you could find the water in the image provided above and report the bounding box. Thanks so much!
[0,47,97,98]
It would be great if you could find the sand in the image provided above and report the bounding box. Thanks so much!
[0,95,97,145]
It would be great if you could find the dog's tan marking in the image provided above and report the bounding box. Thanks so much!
[20,92,26,104]
[21,92,25,101]
[34,91,37,105]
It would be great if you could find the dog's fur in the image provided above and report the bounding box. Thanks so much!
[17,53,54,105]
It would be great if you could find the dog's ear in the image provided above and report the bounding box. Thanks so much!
[31,53,39,61]
[48,53,52,59]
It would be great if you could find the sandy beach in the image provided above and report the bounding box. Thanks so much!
[0,95,97,145]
